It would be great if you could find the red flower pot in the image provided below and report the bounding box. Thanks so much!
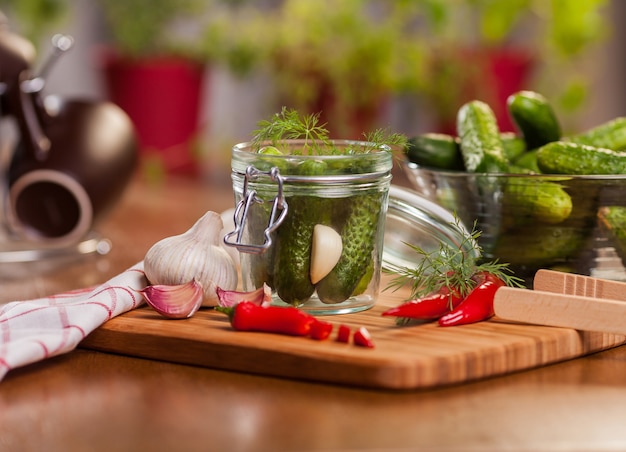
[102,53,206,175]
[434,47,535,135]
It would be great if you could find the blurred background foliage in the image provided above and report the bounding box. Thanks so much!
[0,0,613,138]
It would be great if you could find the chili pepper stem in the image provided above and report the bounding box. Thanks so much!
[214,306,234,320]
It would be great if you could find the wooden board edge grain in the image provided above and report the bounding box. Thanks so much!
[78,308,626,391]
[487,319,626,368]
[80,325,407,390]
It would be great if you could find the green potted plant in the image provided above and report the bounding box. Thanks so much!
[262,0,609,137]
[262,0,427,138]
[415,0,610,133]
[97,0,265,176]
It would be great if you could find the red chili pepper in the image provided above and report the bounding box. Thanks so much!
[438,274,506,327]
[336,324,351,343]
[472,270,504,286]
[353,327,375,348]
[309,319,333,340]
[216,301,314,336]
[381,285,464,321]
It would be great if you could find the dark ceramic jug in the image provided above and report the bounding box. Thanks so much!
[0,21,137,245]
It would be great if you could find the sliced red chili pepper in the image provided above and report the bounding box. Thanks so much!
[438,274,505,327]
[381,285,464,321]
[353,327,375,348]
[309,319,333,340]
[216,301,314,336]
[336,324,351,343]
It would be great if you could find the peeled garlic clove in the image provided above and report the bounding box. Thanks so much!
[141,280,204,319]
[144,211,238,307]
[310,224,343,284]
[216,283,272,308]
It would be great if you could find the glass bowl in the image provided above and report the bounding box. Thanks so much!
[403,160,626,286]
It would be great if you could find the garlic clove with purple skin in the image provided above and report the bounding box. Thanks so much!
[216,283,272,308]
[140,280,204,319]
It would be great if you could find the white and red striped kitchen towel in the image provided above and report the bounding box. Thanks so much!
[0,262,146,381]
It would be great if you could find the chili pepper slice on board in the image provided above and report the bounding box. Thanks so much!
[336,324,351,343]
[381,285,464,321]
[353,327,375,348]
[438,274,506,327]
[216,301,315,336]
[310,319,333,340]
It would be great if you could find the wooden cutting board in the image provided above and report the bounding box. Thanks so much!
[80,277,626,390]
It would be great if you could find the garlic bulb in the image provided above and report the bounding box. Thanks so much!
[144,211,238,306]
[219,208,240,268]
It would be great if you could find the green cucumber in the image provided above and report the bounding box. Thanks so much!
[273,195,333,305]
[536,141,626,175]
[272,159,331,306]
[501,132,527,162]
[316,192,383,304]
[405,133,464,170]
[567,117,626,151]
[406,132,525,170]
[491,224,586,267]
[503,178,572,224]
[351,260,374,297]
[456,100,508,173]
[506,165,534,175]
[513,149,541,173]
[493,176,600,274]
[507,90,561,149]
[598,206,626,258]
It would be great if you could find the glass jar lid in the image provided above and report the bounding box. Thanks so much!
[383,185,478,271]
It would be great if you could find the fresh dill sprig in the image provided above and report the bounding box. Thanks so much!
[362,128,408,153]
[251,107,407,155]
[384,218,524,301]
[251,107,331,154]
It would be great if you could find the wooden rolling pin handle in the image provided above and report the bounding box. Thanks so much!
[494,286,626,336]
[533,269,626,301]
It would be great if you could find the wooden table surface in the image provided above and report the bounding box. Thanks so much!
[3,171,626,452]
